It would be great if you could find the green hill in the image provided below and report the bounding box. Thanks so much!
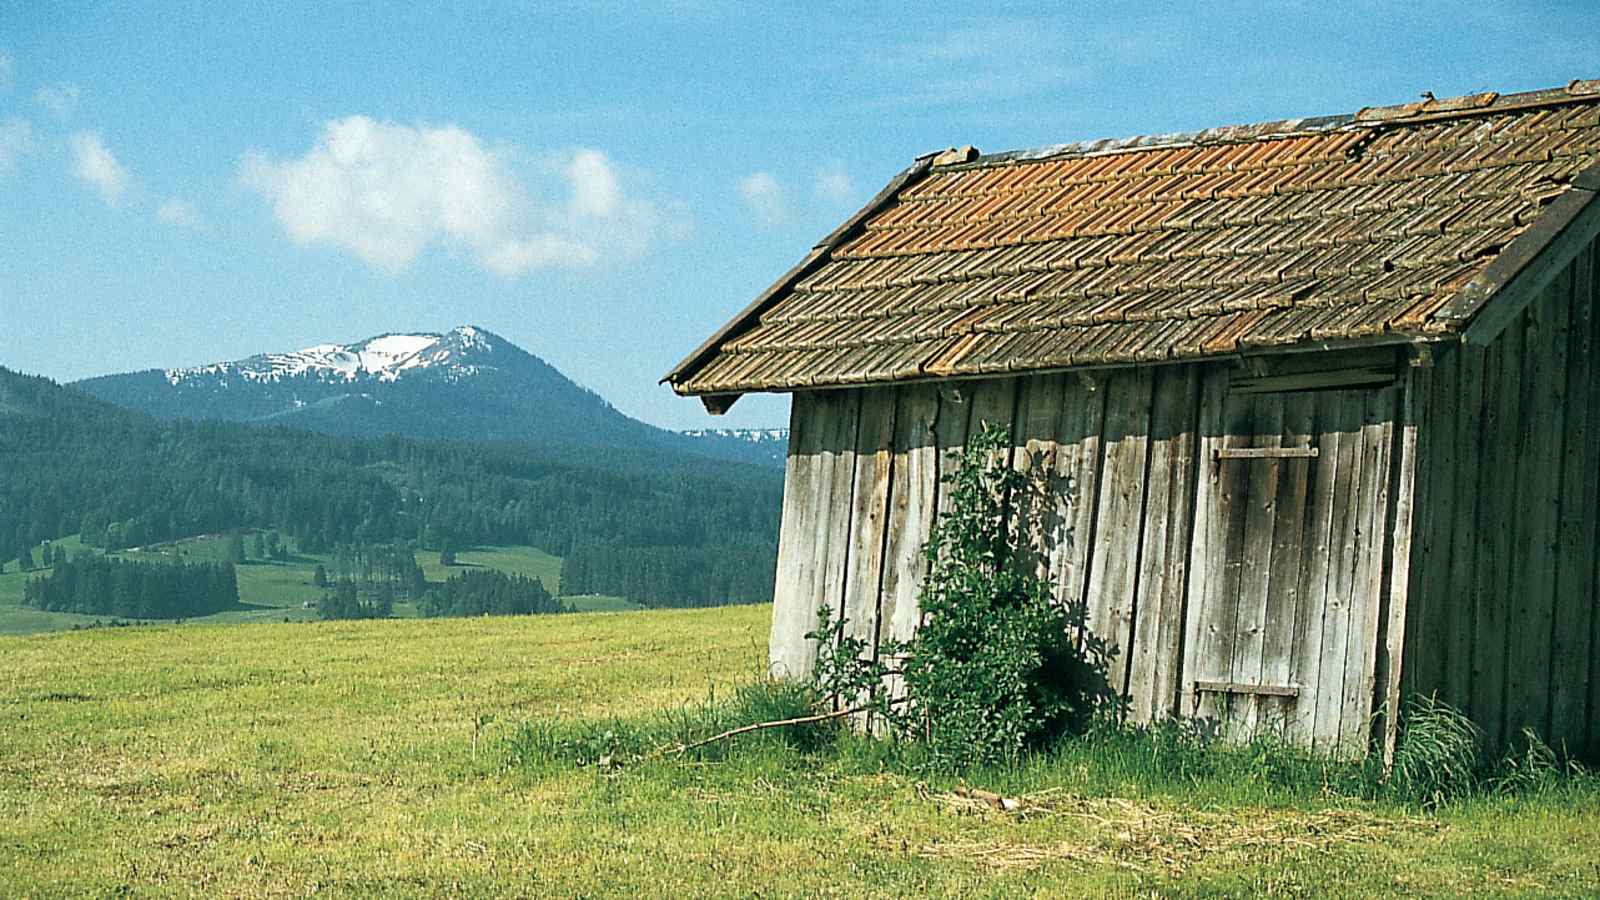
[0,367,780,613]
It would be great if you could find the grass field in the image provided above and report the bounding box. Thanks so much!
[0,535,635,634]
[1,604,1597,897]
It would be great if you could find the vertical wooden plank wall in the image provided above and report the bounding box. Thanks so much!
[774,366,1209,723]
[840,390,896,722]
[1344,391,1396,754]
[768,391,821,680]
[769,389,861,680]
[876,384,940,708]
[1127,368,1201,722]
[774,349,1438,748]
[1085,369,1155,703]
[1286,391,1345,745]
[1313,393,1367,751]
[1183,375,1253,728]
[1404,237,1600,758]
[1378,363,1424,764]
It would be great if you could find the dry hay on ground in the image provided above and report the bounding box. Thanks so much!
[888,787,1440,876]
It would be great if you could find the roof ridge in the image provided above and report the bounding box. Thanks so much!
[940,79,1600,172]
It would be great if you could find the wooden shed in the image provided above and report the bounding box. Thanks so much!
[667,81,1600,757]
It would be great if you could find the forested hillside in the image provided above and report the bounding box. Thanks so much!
[0,368,781,606]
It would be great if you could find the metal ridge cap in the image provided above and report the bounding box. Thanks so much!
[942,114,1357,171]
[935,78,1600,173]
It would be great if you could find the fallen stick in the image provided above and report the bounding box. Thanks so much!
[652,696,908,759]
[670,705,865,754]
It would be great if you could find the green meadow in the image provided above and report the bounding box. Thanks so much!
[1,605,1597,897]
[0,534,633,635]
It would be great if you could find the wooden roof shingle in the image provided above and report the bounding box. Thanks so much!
[668,80,1600,399]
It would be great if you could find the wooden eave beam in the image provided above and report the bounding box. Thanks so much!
[1436,161,1600,346]
[661,153,940,393]
[699,393,741,416]
[684,333,1438,398]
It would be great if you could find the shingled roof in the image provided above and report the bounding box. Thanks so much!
[668,80,1600,402]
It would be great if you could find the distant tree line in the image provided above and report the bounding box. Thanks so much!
[558,543,776,608]
[1,367,782,607]
[417,569,565,617]
[316,580,392,621]
[325,541,426,599]
[22,555,239,618]
[313,541,427,620]
[252,530,287,561]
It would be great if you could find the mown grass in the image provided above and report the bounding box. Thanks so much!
[0,535,636,634]
[2,604,1597,897]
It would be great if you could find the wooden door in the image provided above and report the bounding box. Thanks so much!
[1183,383,1396,753]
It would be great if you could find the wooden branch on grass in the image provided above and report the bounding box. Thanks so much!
[653,696,907,759]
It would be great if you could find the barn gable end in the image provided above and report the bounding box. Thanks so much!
[1404,236,1600,757]
[670,81,1600,757]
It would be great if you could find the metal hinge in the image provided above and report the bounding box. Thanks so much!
[1214,447,1319,461]
[1193,680,1300,698]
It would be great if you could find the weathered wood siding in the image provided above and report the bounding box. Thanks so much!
[1184,385,1401,754]
[1404,237,1600,758]
[771,352,1421,749]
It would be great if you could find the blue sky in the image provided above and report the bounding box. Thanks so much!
[1,2,1596,430]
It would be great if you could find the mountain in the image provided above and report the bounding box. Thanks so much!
[73,326,784,467]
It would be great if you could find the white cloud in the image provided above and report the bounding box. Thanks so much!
[814,165,852,204]
[34,84,80,119]
[479,234,598,274]
[0,118,33,175]
[69,131,128,204]
[567,149,620,218]
[157,197,202,229]
[239,116,679,276]
[738,172,786,226]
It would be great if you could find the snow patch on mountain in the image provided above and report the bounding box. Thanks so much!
[164,326,500,387]
[681,427,789,443]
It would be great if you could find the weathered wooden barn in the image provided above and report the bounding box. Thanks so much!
[667,81,1600,757]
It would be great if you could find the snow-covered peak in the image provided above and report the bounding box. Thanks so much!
[681,427,790,443]
[164,326,506,387]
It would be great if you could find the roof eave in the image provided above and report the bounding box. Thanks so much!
[675,331,1453,398]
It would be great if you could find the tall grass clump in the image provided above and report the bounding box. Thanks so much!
[1380,696,1598,805]
[1385,694,1481,806]
[1490,727,1565,795]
